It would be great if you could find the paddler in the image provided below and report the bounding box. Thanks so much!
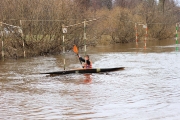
[79,55,92,69]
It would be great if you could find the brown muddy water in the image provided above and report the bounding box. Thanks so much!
[0,39,180,119]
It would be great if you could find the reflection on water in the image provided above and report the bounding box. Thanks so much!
[83,74,92,84]
[0,40,180,119]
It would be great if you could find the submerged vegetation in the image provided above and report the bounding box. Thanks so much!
[0,0,180,58]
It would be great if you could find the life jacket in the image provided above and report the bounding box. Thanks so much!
[84,61,92,69]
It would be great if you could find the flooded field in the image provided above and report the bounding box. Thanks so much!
[0,40,180,119]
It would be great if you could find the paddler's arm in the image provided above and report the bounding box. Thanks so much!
[78,56,85,68]
[79,56,91,65]
[79,56,85,62]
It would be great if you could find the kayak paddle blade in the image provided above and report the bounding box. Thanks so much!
[73,45,78,54]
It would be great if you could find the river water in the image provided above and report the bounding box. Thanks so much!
[0,40,180,120]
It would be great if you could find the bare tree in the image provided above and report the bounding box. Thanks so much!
[0,0,179,59]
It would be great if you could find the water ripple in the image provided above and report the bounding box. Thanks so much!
[1,49,180,119]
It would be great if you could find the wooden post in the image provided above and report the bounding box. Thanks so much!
[20,20,26,58]
[0,22,4,61]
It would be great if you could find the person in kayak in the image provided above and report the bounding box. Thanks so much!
[79,55,92,69]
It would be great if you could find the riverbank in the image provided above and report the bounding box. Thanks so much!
[0,37,176,60]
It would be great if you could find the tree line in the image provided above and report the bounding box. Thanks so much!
[0,0,179,58]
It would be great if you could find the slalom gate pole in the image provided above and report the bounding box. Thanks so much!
[144,24,148,49]
[62,25,67,70]
[63,35,65,70]
[0,22,4,61]
[135,23,138,47]
[176,23,179,51]
[20,20,26,58]
[84,19,87,55]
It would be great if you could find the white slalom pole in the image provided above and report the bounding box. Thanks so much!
[145,24,148,49]
[176,23,179,51]
[20,20,26,58]
[84,19,87,55]
[62,25,67,70]
[0,22,4,61]
[135,23,138,47]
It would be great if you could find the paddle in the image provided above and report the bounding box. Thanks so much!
[73,45,83,68]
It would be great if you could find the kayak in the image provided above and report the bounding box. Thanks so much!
[41,67,125,75]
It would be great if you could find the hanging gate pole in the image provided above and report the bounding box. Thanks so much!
[84,19,87,55]
[20,20,26,58]
[0,22,4,61]
[62,25,67,70]
[144,24,148,49]
[176,23,179,51]
[138,23,148,49]
[63,35,65,70]
[135,23,138,47]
